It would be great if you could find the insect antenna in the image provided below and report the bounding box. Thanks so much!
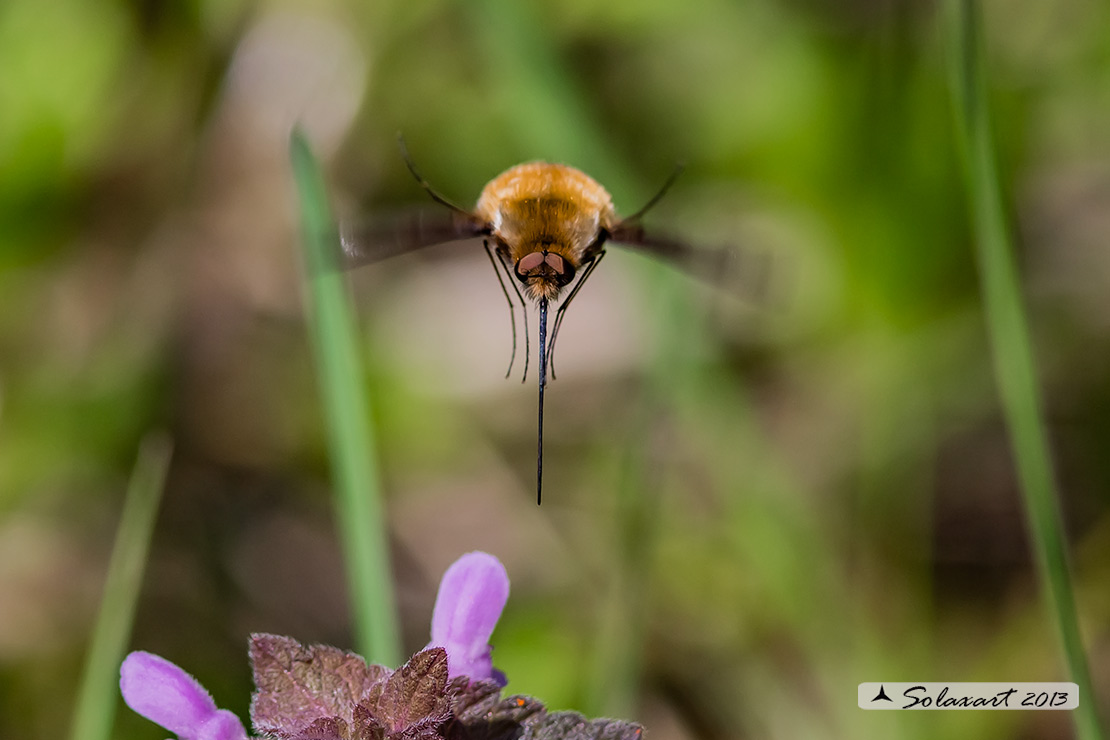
[622,163,685,224]
[536,296,548,504]
[397,135,473,216]
[484,240,530,382]
[547,251,606,380]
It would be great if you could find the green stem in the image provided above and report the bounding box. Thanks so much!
[290,128,401,667]
[68,433,172,740]
[945,3,1102,736]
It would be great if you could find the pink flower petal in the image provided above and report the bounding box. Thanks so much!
[427,552,509,684]
[120,651,248,740]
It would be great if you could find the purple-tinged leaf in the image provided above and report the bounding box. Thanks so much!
[291,716,349,740]
[350,703,386,740]
[445,715,524,740]
[392,715,446,740]
[443,678,544,740]
[522,713,643,740]
[455,689,544,726]
[350,704,450,740]
[445,678,501,718]
[250,634,389,738]
[361,648,451,736]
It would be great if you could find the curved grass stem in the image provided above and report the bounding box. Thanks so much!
[290,128,401,668]
[68,434,172,740]
[945,3,1103,736]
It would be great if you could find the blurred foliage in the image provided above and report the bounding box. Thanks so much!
[1,0,1108,739]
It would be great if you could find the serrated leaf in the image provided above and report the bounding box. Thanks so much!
[446,679,502,719]
[445,679,544,740]
[446,716,524,740]
[522,713,643,740]
[394,716,447,740]
[360,648,451,737]
[462,693,545,727]
[351,703,385,740]
[250,634,390,738]
[350,703,444,740]
[292,716,349,740]
[246,638,643,740]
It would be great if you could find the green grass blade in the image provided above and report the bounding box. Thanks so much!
[289,128,401,667]
[945,2,1103,736]
[67,433,172,740]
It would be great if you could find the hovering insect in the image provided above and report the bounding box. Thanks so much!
[341,141,706,505]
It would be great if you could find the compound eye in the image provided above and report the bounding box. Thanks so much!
[517,252,545,273]
[514,251,575,286]
[556,259,576,286]
[541,253,576,286]
[514,251,543,282]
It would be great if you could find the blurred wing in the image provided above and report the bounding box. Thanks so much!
[338,209,489,270]
[607,222,771,303]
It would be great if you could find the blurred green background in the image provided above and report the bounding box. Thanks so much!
[1,0,1108,738]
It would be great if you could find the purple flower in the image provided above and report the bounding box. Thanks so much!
[426,551,510,685]
[120,552,510,739]
[120,651,249,740]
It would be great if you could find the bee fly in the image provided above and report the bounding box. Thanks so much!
[341,140,697,504]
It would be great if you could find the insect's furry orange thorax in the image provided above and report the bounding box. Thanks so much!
[477,163,616,260]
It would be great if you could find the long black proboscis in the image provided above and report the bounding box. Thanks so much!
[536,296,547,505]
